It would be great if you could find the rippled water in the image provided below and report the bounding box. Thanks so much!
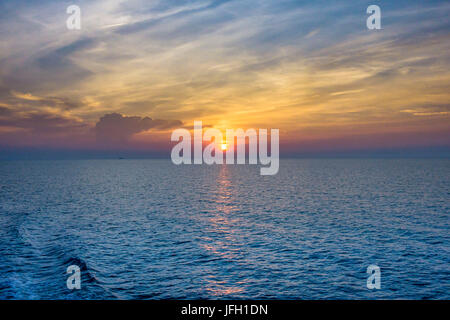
[0,159,448,299]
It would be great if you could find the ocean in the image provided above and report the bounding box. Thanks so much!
[0,159,448,299]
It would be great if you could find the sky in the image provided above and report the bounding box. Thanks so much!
[0,0,449,158]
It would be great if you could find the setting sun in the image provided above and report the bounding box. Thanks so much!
[221,143,228,151]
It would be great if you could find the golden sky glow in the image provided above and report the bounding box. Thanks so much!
[0,0,449,156]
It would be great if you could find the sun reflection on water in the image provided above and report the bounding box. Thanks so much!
[199,165,247,297]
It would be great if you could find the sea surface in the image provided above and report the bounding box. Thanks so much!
[0,159,448,299]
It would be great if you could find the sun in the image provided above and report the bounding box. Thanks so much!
[221,142,228,151]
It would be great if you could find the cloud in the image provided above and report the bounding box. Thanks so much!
[401,104,450,116]
[0,108,183,150]
[0,89,83,116]
[0,106,87,134]
[10,91,42,101]
[0,103,91,149]
[95,113,182,144]
[0,106,12,116]
[305,29,320,39]
[37,38,98,69]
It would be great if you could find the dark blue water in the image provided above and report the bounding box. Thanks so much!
[0,159,448,299]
